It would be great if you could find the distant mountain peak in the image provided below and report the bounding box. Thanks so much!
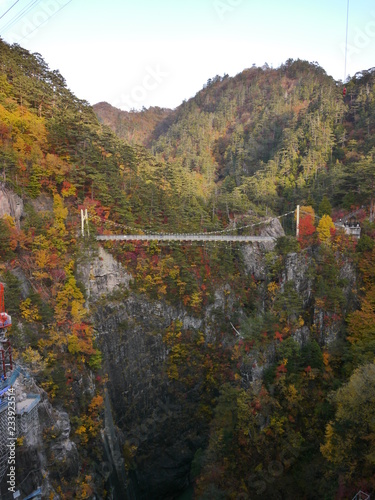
[93,101,173,146]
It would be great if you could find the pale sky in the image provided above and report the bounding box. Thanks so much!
[0,0,374,111]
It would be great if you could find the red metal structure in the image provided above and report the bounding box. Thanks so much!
[0,283,12,380]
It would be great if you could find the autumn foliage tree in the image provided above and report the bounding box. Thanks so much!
[321,362,375,491]
[317,214,335,244]
[347,246,375,365]
[298,213,316,248]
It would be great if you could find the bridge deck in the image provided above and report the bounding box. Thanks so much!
[96,234,275,243]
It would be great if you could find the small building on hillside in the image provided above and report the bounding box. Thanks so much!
[339,217,361,239]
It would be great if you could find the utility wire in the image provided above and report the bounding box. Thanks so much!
[0,0,43,35]
[90,210,295,237]
[0,0,21,21]
[344,0,350,82]
[0,0,39,33]
[16,0,73,42]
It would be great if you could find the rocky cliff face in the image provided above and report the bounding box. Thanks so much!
[0,194,357,498]
[79,222,359,498]
[0,183,23,227]
[239,229,357,389]
[0,372,79,499]
[241,217,285,280]
[79,247,245,498]
[81,246,133,302]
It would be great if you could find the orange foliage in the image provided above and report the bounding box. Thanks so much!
[297,214,316,248]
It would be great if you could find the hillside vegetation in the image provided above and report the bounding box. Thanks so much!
[97,60,375,222]
[93,101,172,147]
[0,36,375,498]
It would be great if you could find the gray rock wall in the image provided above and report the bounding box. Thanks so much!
[78,248,239,498]
[0,184,23,228]
[241,217,284,280]
[0,373,78,499]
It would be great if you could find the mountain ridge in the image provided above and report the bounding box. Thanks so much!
[95,59,375,220]
[0,39,374,498]
[93,101,173,147]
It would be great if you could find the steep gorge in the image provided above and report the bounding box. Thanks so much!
[0,38,374,498]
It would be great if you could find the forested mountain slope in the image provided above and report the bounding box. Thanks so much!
[0,36,375,499]
[0,39,231,497]
[97,60,375,221]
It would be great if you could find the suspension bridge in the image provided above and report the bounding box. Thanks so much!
[81,205,362,243]
[81,209,297,243]
[96,234,275,243]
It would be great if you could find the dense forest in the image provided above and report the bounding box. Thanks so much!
[0,36,374,498]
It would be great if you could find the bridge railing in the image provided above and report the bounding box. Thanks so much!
[96,234,275,243]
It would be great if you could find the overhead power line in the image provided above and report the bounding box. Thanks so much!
[0,0,43,35]
[344,0,350,82]
[0,0,21,21]
[16,0,73,42]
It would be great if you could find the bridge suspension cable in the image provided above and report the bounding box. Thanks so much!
[83,210,295,243]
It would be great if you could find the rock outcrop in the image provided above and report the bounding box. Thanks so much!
[80,246,133,302]
[0,183,23,227]
[1,373,78,499]
[241,217,284,280]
